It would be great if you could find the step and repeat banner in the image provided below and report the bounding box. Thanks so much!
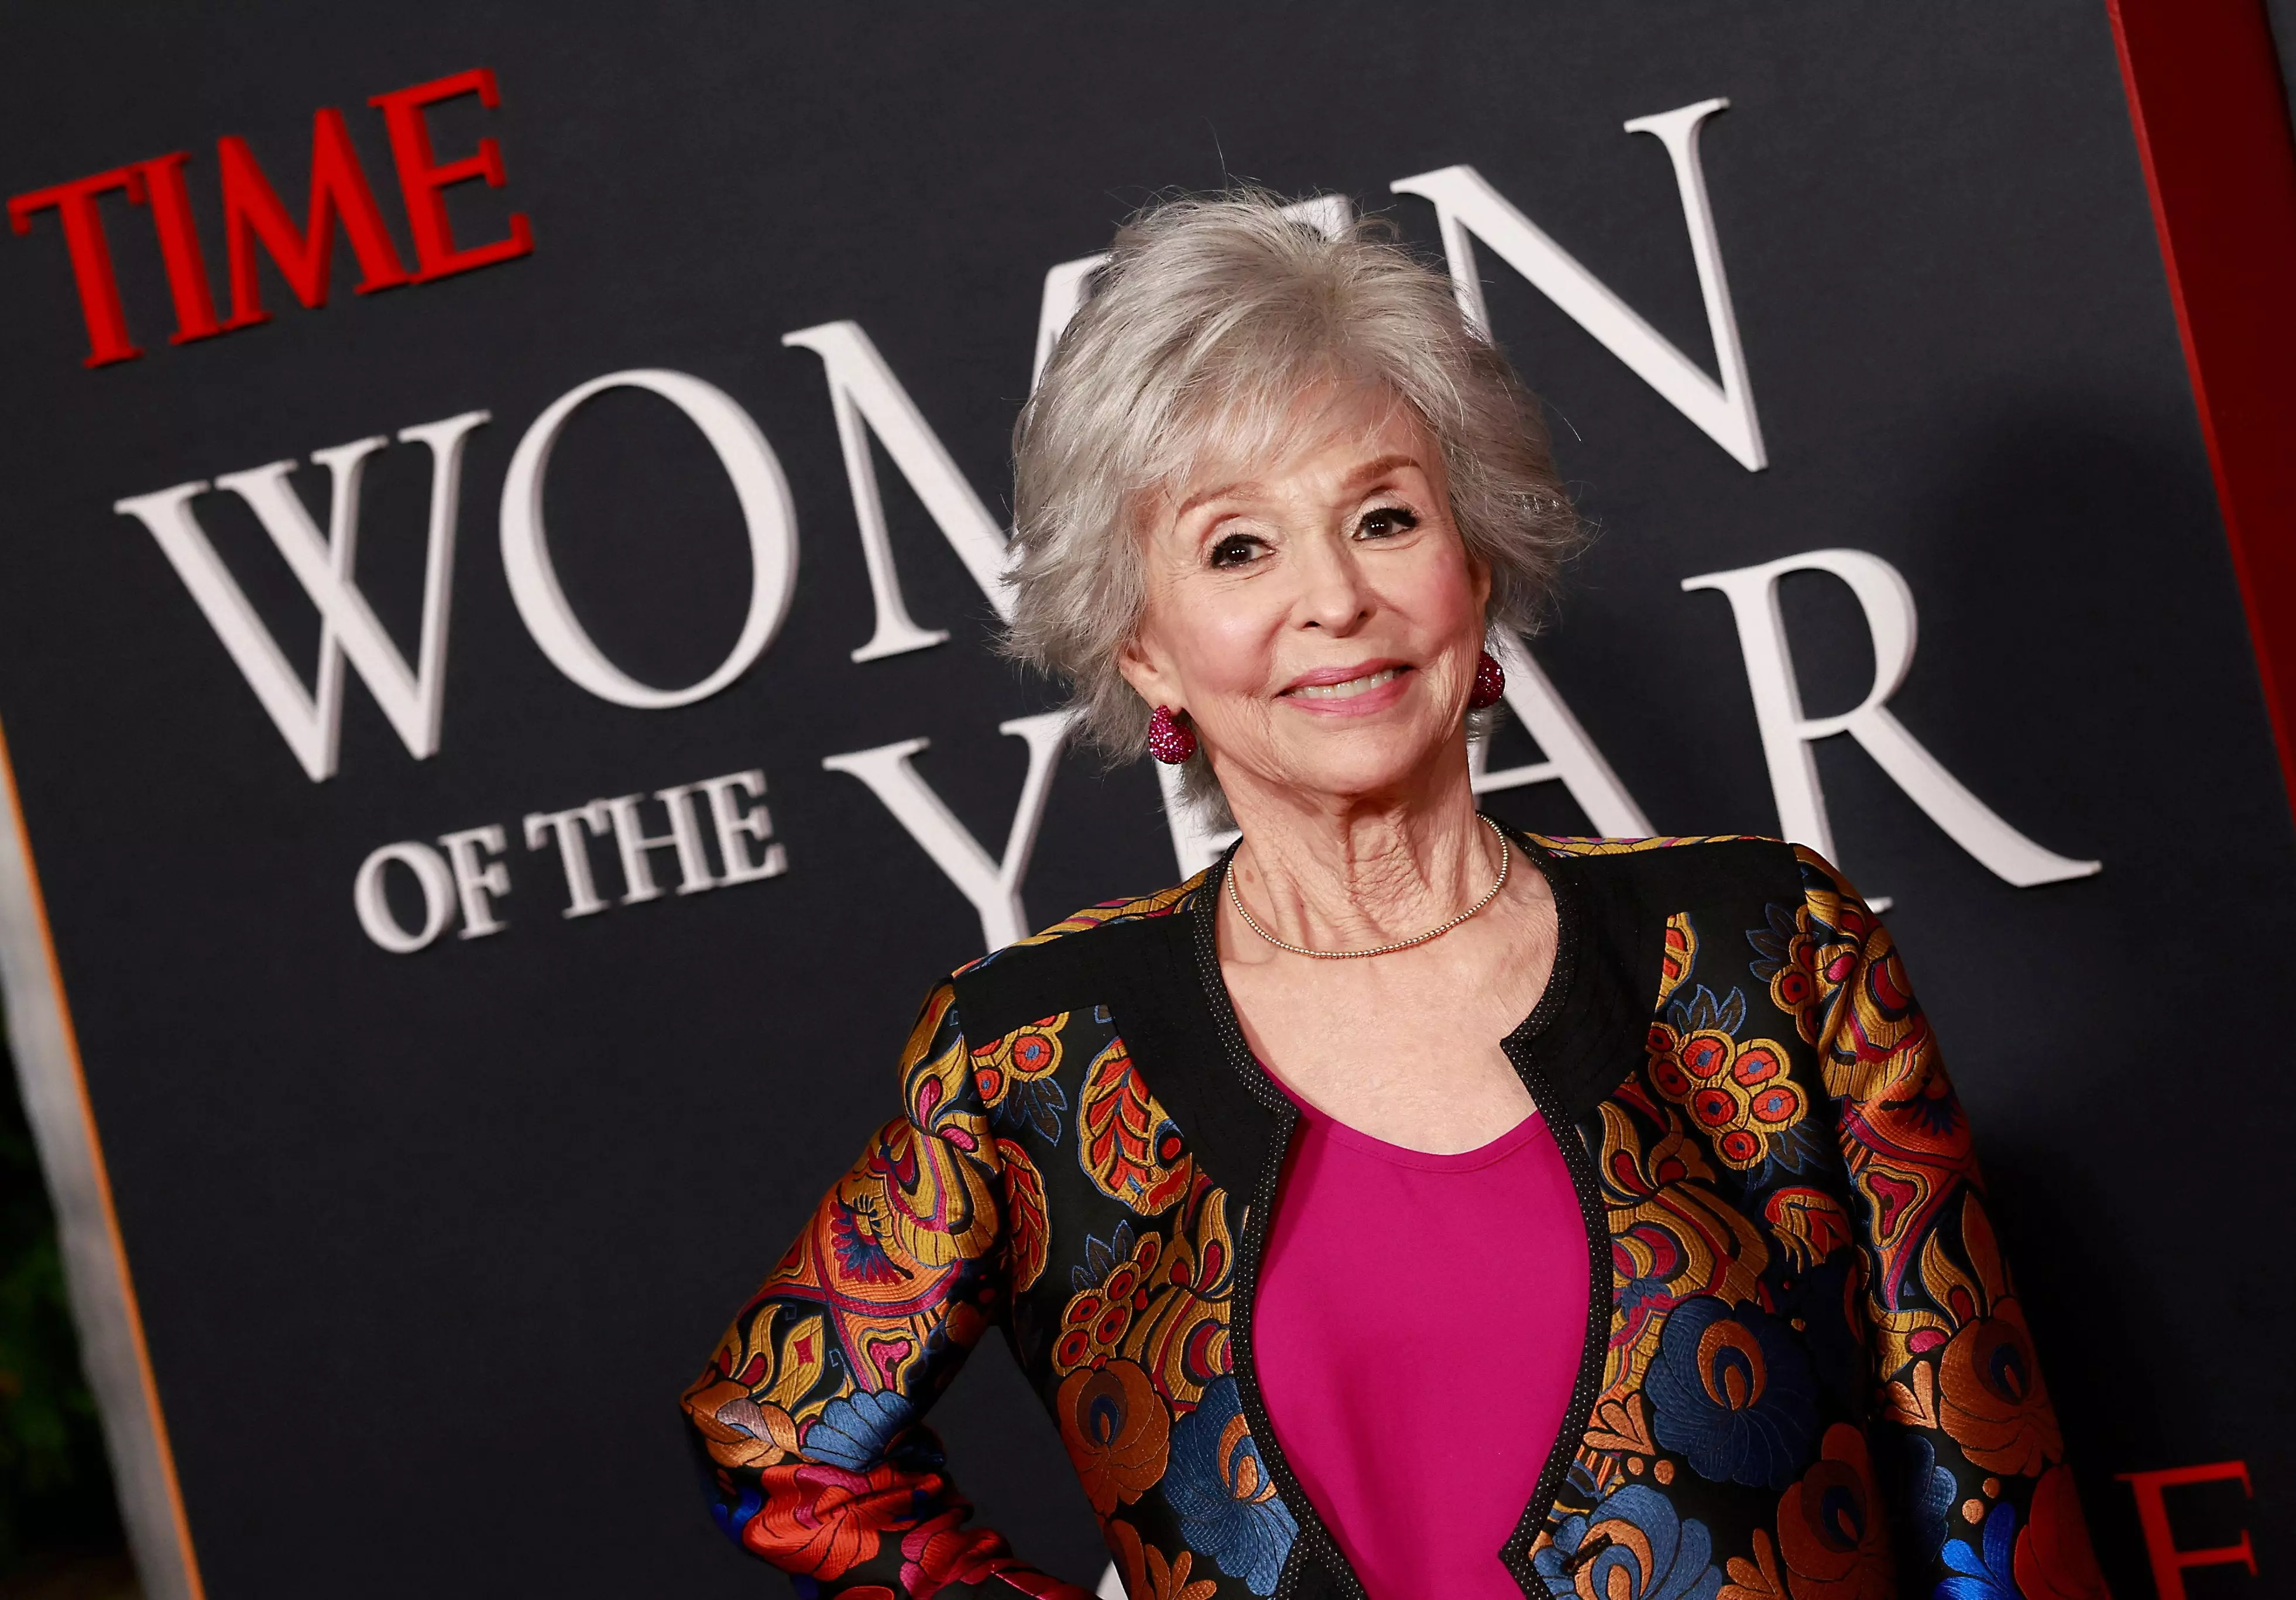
[0,5,2282,1597]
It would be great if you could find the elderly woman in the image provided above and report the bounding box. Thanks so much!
[681,195,2103,1600]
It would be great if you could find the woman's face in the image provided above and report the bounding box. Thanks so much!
[1120,386,1491,814]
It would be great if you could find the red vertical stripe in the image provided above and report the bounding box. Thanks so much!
[2109,0,2296,818]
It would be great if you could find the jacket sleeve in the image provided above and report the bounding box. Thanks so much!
[1780,847,2108,1598]
[680,980,1093,1599]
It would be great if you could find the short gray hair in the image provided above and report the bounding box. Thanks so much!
[1006,190,1578,807]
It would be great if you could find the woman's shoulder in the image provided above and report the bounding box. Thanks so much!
[1529,832,1865,921]
[1532,830,1779,861]
[946,866,1216,1043]
[994,870,1213,953]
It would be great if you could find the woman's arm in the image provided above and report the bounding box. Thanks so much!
[679,981,1093,1598]
[1781,847,2107,1597]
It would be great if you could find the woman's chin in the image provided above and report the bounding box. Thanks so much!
[1256,736,1460,808]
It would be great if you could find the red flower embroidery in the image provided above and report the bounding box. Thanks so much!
[746,1459,929,1579]
[900,1506,1022,1596]
[2012,1465,2110,1600]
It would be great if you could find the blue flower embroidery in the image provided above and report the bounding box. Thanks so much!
[709,1481,763,1544]
[1937,1502,2020,1600]
[802,1388,914,1471]
[1072,1220,1137,1295]
[1532,1484,1722,1600]
[1897,1433,1957,1564]
[1163,1378,1298,1596]
[1646,1296,1818,1489]
[993,1074,1067,1143]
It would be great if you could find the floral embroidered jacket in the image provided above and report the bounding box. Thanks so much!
[681,833,2107,1600]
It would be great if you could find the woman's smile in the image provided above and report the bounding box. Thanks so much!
[1281,660,1414,713]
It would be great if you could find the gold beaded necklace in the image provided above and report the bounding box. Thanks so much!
[1225,815,1511,959]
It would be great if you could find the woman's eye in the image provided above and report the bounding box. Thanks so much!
[1209,534,1262,569]
[1357,506,1419,538]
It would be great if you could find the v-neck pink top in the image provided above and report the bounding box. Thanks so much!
[1252,1077,1590,1598]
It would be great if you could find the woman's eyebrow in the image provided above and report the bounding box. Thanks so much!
[1175,452,1420,526]
[1341,453,1421,491]
[1174,479,1258,521]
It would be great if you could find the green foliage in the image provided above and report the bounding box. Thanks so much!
[0,1024,124,1570]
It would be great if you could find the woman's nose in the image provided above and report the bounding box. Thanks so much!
[1292,531,1372,633]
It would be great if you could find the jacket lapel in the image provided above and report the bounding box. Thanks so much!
[1105,885,1283,1206]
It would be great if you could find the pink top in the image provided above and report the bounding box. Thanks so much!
[1253,1077,1590,1598]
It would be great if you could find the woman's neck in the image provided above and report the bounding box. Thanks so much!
[1219,756,1499,952]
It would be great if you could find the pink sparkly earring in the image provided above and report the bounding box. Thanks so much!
[1147,706,1197,764]
[1468,649,1506,711]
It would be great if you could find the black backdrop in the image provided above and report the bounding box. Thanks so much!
[0,4,2284,1596]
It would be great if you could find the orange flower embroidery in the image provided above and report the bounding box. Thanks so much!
[1926,1201,2061,1476]
[1936,1299,2059,1475]
[1111,1516,1217,1600]
[1058,1359,1171,1515]
[1775,1423,1892,1599]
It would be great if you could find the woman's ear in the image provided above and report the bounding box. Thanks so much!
[1467,543,1494,615]
[1116,630,1179,713]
